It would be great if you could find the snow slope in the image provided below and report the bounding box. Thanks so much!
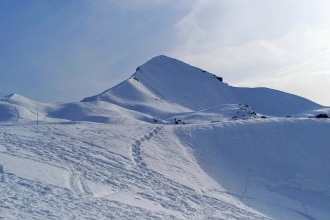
[1,118,329,219]
[1,55,330,219]
[0,94,154,124]
[82,55,323,118]
[0,123,271,219]
[174,118,330,219]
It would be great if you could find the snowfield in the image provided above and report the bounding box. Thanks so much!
[1,55,330,219]
[0,122,270,219]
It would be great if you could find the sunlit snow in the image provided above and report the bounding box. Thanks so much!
[0,55,329,219]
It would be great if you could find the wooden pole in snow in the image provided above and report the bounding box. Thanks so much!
[37,103,39,125]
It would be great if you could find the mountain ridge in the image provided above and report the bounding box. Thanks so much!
[81,55,322,118]
[0,55,327,123]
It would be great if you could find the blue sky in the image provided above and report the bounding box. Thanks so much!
[1,0,330,105]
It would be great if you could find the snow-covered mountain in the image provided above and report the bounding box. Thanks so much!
[1,55,326,124]
[0,93,154,124]
[82,55,322,118]
[0,55,329,219]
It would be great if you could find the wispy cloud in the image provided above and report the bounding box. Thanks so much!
[1,0,329,105]
[172,0,330,105]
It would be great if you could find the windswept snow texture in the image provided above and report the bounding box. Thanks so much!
[0,123,270,219]
[1,55,330,219]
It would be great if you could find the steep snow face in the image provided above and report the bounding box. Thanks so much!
[82,55,321,118]
[133,56,239,111]
[82,55,238,117]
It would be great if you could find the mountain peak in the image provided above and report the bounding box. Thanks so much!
[2,93,19,100]
[82,55,231,116]
[1,93,34,103]
[146,54,177,62]
[82,55,322,118]
[137,55,210,76]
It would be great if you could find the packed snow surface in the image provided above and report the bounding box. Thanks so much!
[1,55,330,219]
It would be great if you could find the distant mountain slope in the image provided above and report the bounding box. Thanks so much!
[0,94,153,124]
[0,94,47,122]
[1,55,326,124]
[82,55,322,117]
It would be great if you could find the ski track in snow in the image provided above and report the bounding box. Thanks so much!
[130,125,270,219]
[68,166,92,196]
[0,123,271,219]
[0,124,174,219]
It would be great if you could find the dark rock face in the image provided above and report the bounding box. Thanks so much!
[315,114,329,118]
[216,76,223,82]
